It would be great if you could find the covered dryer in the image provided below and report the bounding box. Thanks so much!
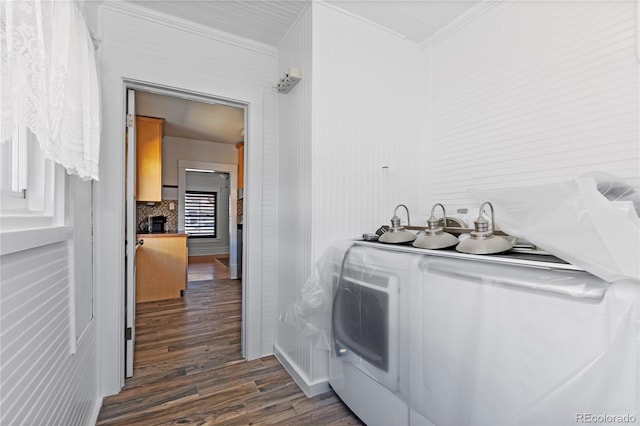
[329,245,422,426]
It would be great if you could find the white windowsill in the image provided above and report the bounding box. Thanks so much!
[0,226,73,256]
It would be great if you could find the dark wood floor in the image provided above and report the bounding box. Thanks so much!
[97,256,363,425]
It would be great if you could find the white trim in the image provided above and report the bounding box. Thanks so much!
[274,345,331,397]
[187,245,230,257]
[178,160,238,279]
[0,226,73,256]
[178,160,237,172]
[67,240,77,355]
[636,0,640,62]
[1,136,66,230]
[101,1,277,57]
[89,388,103,426]
[420,0,503,48]
[278,1,312,49]
[98,75,264,396]
[314,1,408,42]
[123,79,253,113]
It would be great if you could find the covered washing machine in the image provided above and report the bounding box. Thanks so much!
[329,245,422,426]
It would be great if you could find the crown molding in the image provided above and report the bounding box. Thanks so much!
[278,1,312,49]
[101,1,277,57]
[420,0,503,48]
[314,0,408,42]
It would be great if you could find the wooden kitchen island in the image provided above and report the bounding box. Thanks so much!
[136,233,188,303]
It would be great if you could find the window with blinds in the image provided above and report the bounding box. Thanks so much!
[185,190,216,238]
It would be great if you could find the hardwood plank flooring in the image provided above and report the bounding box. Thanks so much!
[97,258,363,425]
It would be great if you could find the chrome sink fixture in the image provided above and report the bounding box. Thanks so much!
[379,204,417,244]
[413,203,458,249]
[456,201,514,254]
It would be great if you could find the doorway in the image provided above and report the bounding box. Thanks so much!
[124,81,247,378]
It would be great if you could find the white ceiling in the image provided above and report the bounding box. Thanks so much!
[127,1,478,143]
[326,1,478,43]
[126,0,478,47]
[136,91,245,144]
[128,0,309,47]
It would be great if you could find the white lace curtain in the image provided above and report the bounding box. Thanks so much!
[1,0,101,181]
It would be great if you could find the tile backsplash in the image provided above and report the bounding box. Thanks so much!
[137,200,178,233]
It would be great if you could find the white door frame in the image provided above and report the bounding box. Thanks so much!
[178,160,239,278]
[124,89,137,378]
[122,79,251,369]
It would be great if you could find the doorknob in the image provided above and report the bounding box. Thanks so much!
[136,239,144,246]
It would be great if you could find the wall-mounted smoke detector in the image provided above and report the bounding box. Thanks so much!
[275,67,302,94]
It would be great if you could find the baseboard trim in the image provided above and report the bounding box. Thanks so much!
[274,345,330,397]
[188,254,229,263]
[187,245,230,257]
[89,396,102,426]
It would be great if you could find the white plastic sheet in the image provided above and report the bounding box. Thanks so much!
[280,242,640,426]
[278,240,352,351]
[471,174,640,283]
[282,241,639,425]
[414,256,639,426]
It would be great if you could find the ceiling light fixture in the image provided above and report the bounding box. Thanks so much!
[275,67,302,93]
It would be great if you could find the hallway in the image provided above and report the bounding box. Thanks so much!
[97,257,361,425]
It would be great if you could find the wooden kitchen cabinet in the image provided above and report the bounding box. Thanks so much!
[136,116,164,202]
[236,141,244,189]
[135,233,187,303]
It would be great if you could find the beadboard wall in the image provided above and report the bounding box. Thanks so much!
[275,3,423,393]
[0,178,97,425]
[420,1,640,214]
[261,89,279,356]
[275,4,315,389]
[97,2,278,395]
[311,3,422,262]
[1,244,95,425]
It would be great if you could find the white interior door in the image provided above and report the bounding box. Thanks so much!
[125,89,137,378]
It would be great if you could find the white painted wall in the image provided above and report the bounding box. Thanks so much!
[163,136,238,187]
[275,4,315,391]
[311,3,422,262]
[90,0,639,405]
[96,2,278,396]
[419,1,640,214]
[0,3,101,423]
[275,0,640,396]
[163,136,237,255]
[275,3,422,393]
[260,89,279,356]
[0,177,98,426]
[2,1,632,420]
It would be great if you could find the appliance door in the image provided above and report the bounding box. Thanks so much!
[150,215,166,232]
[332,266,399,391]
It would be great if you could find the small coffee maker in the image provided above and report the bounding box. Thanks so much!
[148,215,167,233]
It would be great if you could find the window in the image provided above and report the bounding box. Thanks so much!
[0,124,28,209]
[184,191,217,238]
[0,122,60,229]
